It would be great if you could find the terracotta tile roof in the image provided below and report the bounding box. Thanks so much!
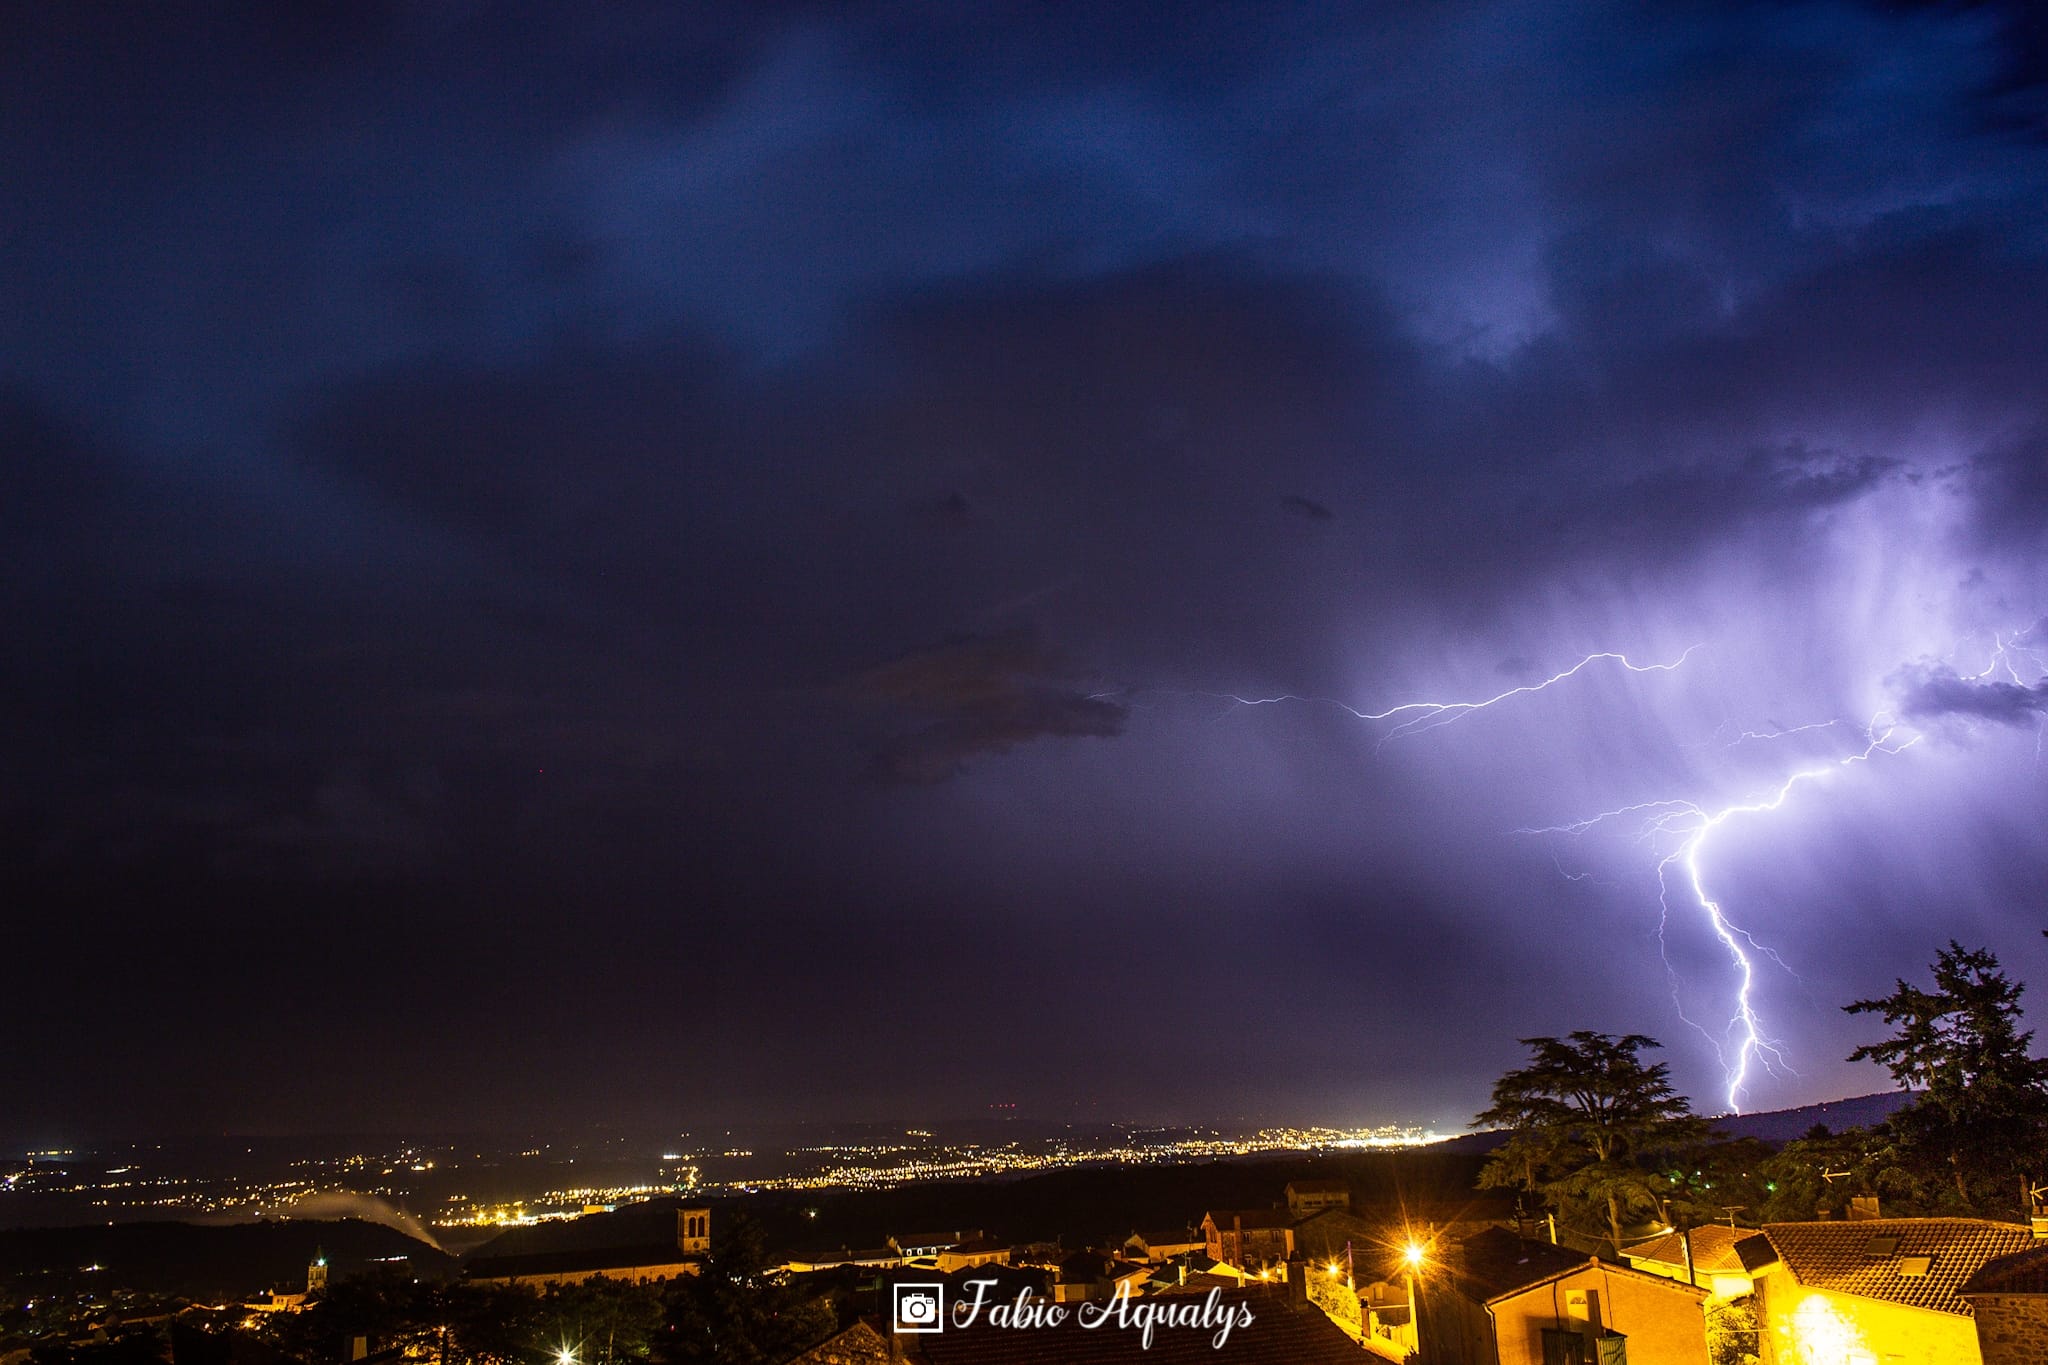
[1442,1227,1708,1306]
[1129,1229,1202,1248]
[784,1321,895,1365]
[1625,1225,1767,1276]
[1156,1271,1245,1295]
[948,1237,1010,1255]
[896,1231,984,1251]
[1445,1227,1594,1300]
[911,1292,1361,1364]
[1760,1219,2037,1317]
[1960,1243,2048,1296]
[1202,1209,1294,1232]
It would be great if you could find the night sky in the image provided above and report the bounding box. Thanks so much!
[9,1,2048,1144]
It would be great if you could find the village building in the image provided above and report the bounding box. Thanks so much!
[1960,1241,2048,1365]
[1625,1224,1770,1300]
[1415,1226,1711,1365]
[1201,1209,1296,1270]
[1285,1180,1352,1217]
[1746,1218,2037,1365]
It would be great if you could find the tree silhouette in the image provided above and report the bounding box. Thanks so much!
[1846,941,2048,1213]
[653,1215,833,1365]
[1476,1032,1705,1253]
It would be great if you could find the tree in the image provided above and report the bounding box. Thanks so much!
[1846,942,2048,1214]
[1660,1135,1776,1230]
[256,1273,545,1365]
[1704,1296,1760,1365]
[1475,1032,1707,1253]
[536,1279,664,1365]
[1755,1125,1884,1222]
[654,1216,834,1365]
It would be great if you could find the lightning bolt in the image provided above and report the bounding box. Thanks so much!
[1960,629,2048,759]
[1523,713,1922,1112]
[1205,645,1701,747]
[1152,631,2027,1114]
[1964,627,2048,684]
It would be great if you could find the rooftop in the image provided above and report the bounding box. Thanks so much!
[1960,1242,2048,1296]
[1444,1226,1591,1301]
[1760,1218,2038,1317]
[1625,1225,1767,1277]
[1203,1209,1294,1232]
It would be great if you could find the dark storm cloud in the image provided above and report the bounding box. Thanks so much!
[1542,446,1904,557]
[852,630,1128,784]
[12,0,2048,1137]
[1895,664,2048,724]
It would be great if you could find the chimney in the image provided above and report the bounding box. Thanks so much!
[1848,1196,1880,1222]
[348,1337,368,1362]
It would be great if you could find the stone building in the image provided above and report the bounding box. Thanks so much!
[1961,1242,2048,1365]
[1201,1209,1297,1270]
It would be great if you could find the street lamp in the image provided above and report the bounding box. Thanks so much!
[1402,1241,1427,1360]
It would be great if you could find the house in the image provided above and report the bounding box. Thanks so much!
[1959,1239,2048,1365]
[779,1321,894,1365]
[892,1230,987,1259]
[1290,1207,1399,1267]
[1051,1251,1153,1303]
[1202,1210,1295,1270]
[1625,1224,1770,1300]
[1286,1180,1351,1217]
[1123,1228,1205,1263]
[1416,1226,1711,1365]
[936,1236,1012,1273]
[1746,1218,2038,1365]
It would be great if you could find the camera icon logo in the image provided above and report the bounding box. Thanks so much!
[892,1283,945,1334]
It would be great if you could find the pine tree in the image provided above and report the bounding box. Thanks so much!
[1846,942,2048,1214]
[1476,1032,1706,1253]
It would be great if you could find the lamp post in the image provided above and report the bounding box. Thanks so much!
[1402,1240,1427,1361]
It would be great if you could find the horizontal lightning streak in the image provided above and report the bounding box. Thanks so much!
[1214,646,1701,747]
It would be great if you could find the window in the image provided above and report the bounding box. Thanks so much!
[1542,1328,1590,1365]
